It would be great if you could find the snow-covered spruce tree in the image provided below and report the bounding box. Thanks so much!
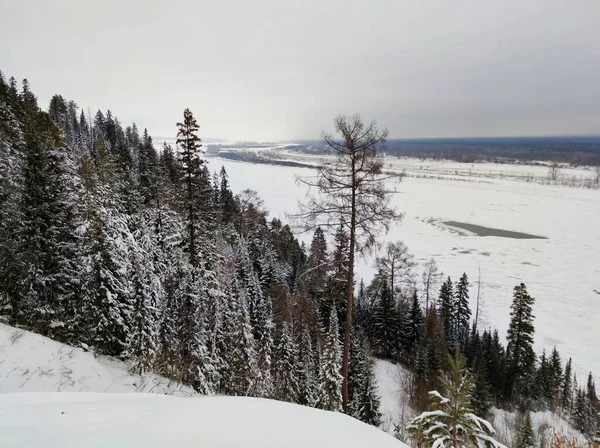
[349,331,381,427]
[370,277,398,359]
[305,226,329,304]
[317,309,343,412]
[506,283,536,401]
[0,77,25,323]
[407,346,507,448]
[297,327,318,407]
[562,358,573,412]
[219,275,258,396]
[126,247,157,374]
[272,322,299,403]
[235,237,274,396]
[16,89,81,338]
[516,411,536,448]
[401,290,424,360]
[176,107,205,270]
[438,277,454,341]
[322,220,349,331]
[454,273,471,346]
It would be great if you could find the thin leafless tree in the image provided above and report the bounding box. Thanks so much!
[375,241,416,303]
[292,114,402,411]
[421,258,442,314]
[548,162,560,181]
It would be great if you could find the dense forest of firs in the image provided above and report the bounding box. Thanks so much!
[0,72,598,442]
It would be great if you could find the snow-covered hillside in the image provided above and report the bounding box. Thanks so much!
[0,322,195,395]
[0,323,408,447]
[0,393,408,448]
[491,407,589,447]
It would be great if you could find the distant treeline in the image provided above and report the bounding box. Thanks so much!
[293,137,600,166]
[217,150,317,169]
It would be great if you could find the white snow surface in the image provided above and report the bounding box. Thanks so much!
[0,323,195,395]
[0,393,408,448]
[210,155,600,380]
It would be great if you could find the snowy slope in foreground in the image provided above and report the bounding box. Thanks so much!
[0,322,195,395]
[0,393,408,448]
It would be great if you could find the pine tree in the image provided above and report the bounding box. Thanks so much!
[127,248,157,374]
[562,358,573,411]
[438,277,454,339]
[401,290,424,358]
[272,322,299,403]
[506,283,536,401]
[349,331,381,426]
[176,108,205,269]
[454,273,471,346]
[219,276,258,396]
[305,226,329,304]
[297,328,318,407]
[17,97,81,338]
[317,309,343,412]
[407,346,506,448]
[472,353,493,418]
[323,221,349,332]
[517,411,536,448]
[549,346,563,409]
[370,279,398,359]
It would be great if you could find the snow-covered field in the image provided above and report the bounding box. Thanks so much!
[209,154,600,381]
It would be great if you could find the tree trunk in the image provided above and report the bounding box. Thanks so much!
[342,158,357,413]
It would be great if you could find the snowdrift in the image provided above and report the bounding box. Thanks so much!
[0,322,194,395]
[0,393,408,447]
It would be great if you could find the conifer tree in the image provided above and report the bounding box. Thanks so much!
[349,332,381,426]
[297,328,318,407]
[454,273,471,345]
[407,347,506,448]
[401,290,424,358]
[272,322,299,403]
[506,283,536,400]
[305,226,329,304]
[517,411,536,448]
[127,249,157,374]
[176,108,205,270]
[438,277,454,339]
[370,279,398,359]
[317,309,343,412]
[562,358,573,411]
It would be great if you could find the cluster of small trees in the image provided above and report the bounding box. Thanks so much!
[0,74,380,425]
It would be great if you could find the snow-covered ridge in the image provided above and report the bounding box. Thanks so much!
[0,323,408,447]
[0,393,408,448]
[0,322,194,395]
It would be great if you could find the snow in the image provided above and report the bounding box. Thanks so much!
[209,155,600,381]
[373,358,415,443]
[0,323,195,395]
[0,393,408,448]
[0,323,408,447]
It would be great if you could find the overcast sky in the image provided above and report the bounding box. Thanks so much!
[1,0,599,141]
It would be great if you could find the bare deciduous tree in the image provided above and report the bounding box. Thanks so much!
[594,165,600,185]
[548,162,560,182]
[292,114,402,411]
[421,258,442,313]
[376,241,416,303]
